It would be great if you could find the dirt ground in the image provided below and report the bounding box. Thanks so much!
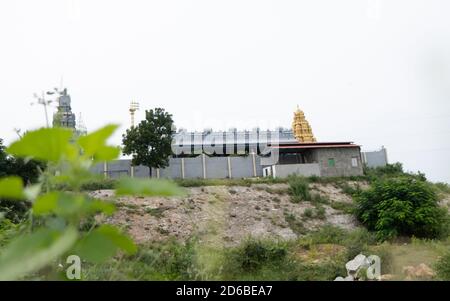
[91,182,359,246]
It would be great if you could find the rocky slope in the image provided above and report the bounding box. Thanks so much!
[91,182,362,246]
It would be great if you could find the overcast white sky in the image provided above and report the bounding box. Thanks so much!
[0,0,449,183]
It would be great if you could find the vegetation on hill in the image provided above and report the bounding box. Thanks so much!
[355,164,450,241]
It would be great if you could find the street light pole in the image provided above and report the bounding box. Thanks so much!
[32,91,54,128]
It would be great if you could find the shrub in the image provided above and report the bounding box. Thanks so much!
[433,182,450,194]
[364,162,426,182]
[224,239,288,273]
[288,176,311,203]
[435,252,450,280]
[355,177,450,240]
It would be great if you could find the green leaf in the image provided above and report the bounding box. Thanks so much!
[34,192,116,217]
[0,177,25,200]
[0,227,78,280]
[75,225,136,263]
[91,145,121,162]
[116,178,185,197]
[33,192,59,215]
[89,199,116,216]
[7,127,74,162]
[78,124,120,162]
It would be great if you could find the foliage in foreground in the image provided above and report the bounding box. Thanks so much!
[355,176,450,241]
[0,125,183,280]
[0,139,44,222]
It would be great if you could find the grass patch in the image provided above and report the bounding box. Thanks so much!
[288,176,311,203]
[435,251,450,280]
[284,212,307,235]
[330,201,356,214]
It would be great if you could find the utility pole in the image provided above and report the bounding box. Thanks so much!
[129,101,140,177]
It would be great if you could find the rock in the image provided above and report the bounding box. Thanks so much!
[380,274,394,281]
[334,275,354,281]
[345,254,370,275]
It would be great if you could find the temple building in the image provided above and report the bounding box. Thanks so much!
[52,88,87,136]
[93,106,384,179]
[292,106,316,143]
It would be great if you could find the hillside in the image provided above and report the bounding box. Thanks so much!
[92,182,363,245]
[86,178,450,281]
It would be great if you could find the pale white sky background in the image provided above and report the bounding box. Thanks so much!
[0,0,449,183]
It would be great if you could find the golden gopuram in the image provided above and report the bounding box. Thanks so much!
[292,106,317,143]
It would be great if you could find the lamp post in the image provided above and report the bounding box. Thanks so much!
[31,91,55,128]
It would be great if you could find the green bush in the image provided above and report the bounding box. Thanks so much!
[288,176,311,203]
[224,239,288,273]
[364,162,426,182]
[355,177,450,240]
[433,182,450,194]
[435,252,450,280]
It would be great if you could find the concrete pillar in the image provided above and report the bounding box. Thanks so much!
[227,157,232,178]
[156,168,160,179]
[181,158,185,179]
[130,165,134,178]
[251,150,257,177]
[202,153,206,179]
[103,161,108,179]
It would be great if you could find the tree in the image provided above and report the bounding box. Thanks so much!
[0,139,44,222]
[122,108,174,177]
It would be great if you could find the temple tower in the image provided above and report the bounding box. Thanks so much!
[292,106,316,143]
[52,88,76,129]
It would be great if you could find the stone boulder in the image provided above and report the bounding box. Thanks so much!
[345,254,371,276]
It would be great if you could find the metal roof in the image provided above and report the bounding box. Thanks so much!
[269,142,360,149]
